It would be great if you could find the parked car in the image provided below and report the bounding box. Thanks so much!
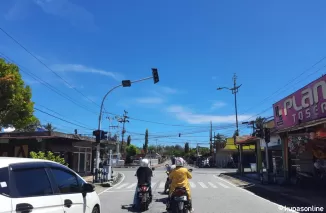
[0,157,101,213]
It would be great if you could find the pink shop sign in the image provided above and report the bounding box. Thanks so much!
[273,75,326,130]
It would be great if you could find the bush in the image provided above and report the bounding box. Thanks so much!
[30,151,68,166]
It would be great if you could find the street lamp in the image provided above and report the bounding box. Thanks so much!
[216,73,242,173]
[93,68,160,182]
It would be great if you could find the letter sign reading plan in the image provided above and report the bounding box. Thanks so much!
[273,75,326,130]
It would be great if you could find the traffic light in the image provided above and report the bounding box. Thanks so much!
[93,130,101,143]
[101,131,108,140]
[264,128,271,143]
[254,128,264,138]
[152,68,159,84]
[122,80,131,87]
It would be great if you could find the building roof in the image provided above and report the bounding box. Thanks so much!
[0,131,116,144]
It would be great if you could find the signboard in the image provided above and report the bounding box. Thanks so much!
[273,75,326,130]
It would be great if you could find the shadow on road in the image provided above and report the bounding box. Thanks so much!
[121,204,139,212]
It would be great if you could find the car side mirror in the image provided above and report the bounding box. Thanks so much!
[82,183,94,196]
[188,169,193,172]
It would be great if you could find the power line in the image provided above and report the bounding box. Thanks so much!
[36,104,94,129]
[239,56,326,117]
[0,27,100,107]
[0,52,98,115]
[34,108,93,130]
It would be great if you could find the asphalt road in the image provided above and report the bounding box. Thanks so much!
[98,166,298,213]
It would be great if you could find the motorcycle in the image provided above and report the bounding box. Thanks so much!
[136,183,151,211]
[169,168,193,213]
[164,164,171,194]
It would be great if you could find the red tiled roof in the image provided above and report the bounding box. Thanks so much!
[235,135,259,145]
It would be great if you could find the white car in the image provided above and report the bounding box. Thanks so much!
[0,157,101,213]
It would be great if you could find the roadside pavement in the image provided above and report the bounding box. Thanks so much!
[219,172,326,211]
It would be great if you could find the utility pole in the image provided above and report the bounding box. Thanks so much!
[217,73,242,174]
[118,110,129,153]
[210,121,213,155]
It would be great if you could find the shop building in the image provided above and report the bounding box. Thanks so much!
[273,75,326,187]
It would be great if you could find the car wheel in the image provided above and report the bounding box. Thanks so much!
[92,206,100,213]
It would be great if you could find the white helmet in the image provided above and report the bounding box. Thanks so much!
[175,157,185,167]
[140,158,149,167]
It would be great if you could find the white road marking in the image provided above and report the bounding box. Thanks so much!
[217,182,230,188]
[126,183,137,189]
[159,182,165,188]
[208,182,217,188]
[189,182,196,188]
[116,183,129,189]
[105,190,134,193]
[198,182,208,188]
[98,173,125,195]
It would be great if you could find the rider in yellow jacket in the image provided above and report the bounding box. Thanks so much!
[167,157,192,210]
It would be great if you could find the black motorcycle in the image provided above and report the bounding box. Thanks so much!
[137,183,151,211]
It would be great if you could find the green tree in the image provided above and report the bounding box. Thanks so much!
[126,144,137,156]
[43,122,56,132]
[185,142,190,153]
[30,151,68,166]
[0,58,38,130]
[127,135,131,146]
[15,118,41,132]
[143,129,149,153]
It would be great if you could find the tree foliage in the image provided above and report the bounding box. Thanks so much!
[30,151,68,166]
[43,122,56,131]
[0,58,38,130]
[255,116,265,130]
[127,135,131,146]
[185,142,190,153]
[143,129,149,153]
[126,144,137,157]
[15,119,41,132]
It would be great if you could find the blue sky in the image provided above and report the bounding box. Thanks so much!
[1,0,326,148]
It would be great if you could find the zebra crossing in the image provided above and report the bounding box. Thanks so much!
[111,181,233,191]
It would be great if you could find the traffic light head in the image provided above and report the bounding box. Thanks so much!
[264,128,271,143]
[152,68,159,84]
[101,131,108,140]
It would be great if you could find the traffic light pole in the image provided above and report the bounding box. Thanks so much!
[95,74,159,180]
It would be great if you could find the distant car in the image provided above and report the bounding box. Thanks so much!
[0,157,101,213]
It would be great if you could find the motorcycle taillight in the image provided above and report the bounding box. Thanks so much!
[140,186,148,192]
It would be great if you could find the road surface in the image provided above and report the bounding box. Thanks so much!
[99,167,292,213]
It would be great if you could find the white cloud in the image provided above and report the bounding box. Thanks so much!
[166,105,252,124]
[160,86,178,94]
[135,97,164,104]
[34,0,97,31]
[211,101,226,110]
[51,64,123,81]
[3,127,15,132]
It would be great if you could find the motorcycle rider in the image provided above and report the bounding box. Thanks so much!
[164,164,176,194]
[166,157,193,211]
[133,158,153,209]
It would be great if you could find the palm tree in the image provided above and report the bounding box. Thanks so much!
[43,123,56,132]
[255,116,265,131]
